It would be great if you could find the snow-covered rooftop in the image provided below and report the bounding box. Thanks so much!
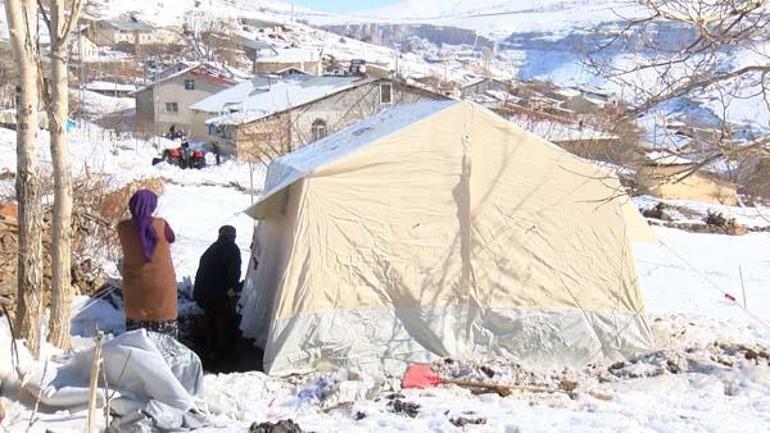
[645,151,695,166]
[85,81,137,93]
[203,76,373,125]
[255,47,320,63]
[190,76,277,113]
[510,116,617,143]
[134,63,236,94]
[103,17,153,32]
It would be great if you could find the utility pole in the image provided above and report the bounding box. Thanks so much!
[77,25,85,125]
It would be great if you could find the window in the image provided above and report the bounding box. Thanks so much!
[311,119,328,141]
[184,79,195,90]
[165,102,178,113]
[380,82,393,105]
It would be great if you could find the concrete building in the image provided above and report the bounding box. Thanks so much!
[133,63,237,135]
[195,75,446,160]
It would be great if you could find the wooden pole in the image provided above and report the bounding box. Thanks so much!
[87,331,104,433]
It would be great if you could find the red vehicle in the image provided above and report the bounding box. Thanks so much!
[157,145,207,169]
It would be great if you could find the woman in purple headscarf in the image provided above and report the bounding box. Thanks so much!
[117,189,179,338]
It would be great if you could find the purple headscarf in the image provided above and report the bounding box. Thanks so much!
[129,189,159,262]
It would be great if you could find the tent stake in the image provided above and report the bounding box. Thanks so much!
[739,265,747,309]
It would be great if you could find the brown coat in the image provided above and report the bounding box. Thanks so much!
[118,218,177,321]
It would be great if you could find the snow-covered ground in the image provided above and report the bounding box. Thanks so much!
[3,225,770,432]
[77,90,135,117]
[1,120,770,432]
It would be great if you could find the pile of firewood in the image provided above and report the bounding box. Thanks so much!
[0,204,108,314]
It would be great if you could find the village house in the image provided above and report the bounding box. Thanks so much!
[89,18,181,49]
[68,31,101,63]
[240,17,284,34]
[252,47,321,76]
[506,114,621,161]
[187,75,276,140]
[90,18,153,47]
[460,77,513,99]
[133,63,237,135]
[193,75,446,160]
[413,75,460,97]
[636,152,738,205]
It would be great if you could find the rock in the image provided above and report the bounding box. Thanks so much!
[641,202,671,221]
[480,365,496,378]
[559,378,579,393]
[249,419,308,433]
[387,399,420,418]
[450,415,487,427]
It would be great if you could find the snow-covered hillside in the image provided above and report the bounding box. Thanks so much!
[314,1,769,133]
[316,0,644,39]
[84,0,313,27]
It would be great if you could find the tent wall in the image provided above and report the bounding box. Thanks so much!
[239,182,307,348]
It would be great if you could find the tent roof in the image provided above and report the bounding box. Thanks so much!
[245,100,457,218]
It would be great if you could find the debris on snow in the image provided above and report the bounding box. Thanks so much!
[387,398,420,418]
[449,414,487,427]
[641,202,672,221]
[249,419,310,433]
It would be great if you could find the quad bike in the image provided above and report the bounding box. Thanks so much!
[153,146,207,169]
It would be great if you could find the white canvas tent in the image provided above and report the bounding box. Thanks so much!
[239,100,656,376]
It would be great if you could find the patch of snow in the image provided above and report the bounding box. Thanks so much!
[77,89,135,116]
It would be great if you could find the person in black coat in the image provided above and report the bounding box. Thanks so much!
[194,225,241,361]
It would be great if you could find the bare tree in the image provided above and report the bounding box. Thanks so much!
[38,0,84,349]
[587,0,770,184]
[5,0,44,358]
[182,12,241,64]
